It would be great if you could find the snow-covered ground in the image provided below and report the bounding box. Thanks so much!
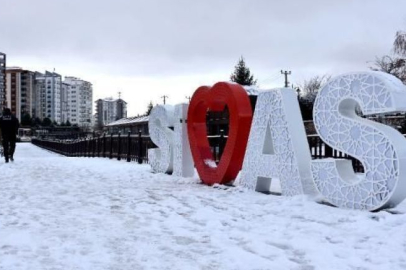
[1,144,406,270]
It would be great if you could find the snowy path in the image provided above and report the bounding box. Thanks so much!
[1,144,406,270]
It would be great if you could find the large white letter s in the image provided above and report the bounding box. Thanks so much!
[312,72,406,210]
[148,105,175,173]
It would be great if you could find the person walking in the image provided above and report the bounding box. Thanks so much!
[0,108,19,163]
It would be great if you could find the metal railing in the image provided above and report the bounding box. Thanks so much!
[32,132,365,172]
[307,134,364,173]
[32,132,153,164]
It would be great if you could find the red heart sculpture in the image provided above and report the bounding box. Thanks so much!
[187,82,253,185]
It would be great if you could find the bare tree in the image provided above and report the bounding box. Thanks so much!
[299,74,331,103]
[371,55,406,84]
[295,74,331,120]
[394,31,406,56]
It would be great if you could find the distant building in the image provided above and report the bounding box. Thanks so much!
[61,82,70,123]
[116,98,127,121]
[0,53,6,112]
[104,115,149,135]
[34,71,62,123]
[5,67,35,120]
[1,58,94,125]
[62,76,93,126]
[95,98,127,127]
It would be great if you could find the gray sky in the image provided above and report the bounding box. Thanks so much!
[1,0,405,116]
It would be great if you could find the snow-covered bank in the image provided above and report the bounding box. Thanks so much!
[1,144,406,270]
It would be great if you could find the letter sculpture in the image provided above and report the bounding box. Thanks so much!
[240,88,317,196]
[312,72,406,210]
[187,82,253,185]
[148,105,175,173]
[173,103,195,177]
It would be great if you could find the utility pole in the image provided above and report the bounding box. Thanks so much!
[185,96,191,102]
[281,70,291,88]
[161,95,168,104]
[118,91,121,99]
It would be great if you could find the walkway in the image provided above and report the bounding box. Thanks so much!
[1,144,406,270]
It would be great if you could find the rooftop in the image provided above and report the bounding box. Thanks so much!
[105,115,149,127]
[96,98,127,103]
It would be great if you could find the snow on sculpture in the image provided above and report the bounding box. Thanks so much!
[312,72,406,210]
[148,105,175,174]
[173,103,194,177]
[240,88,317,196]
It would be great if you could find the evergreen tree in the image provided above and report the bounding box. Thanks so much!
[230,56,257,86]
[21,113,32,127]
[66,120,71,126]
[371,55,406,84]
[42,118,52,127]
[33,117,42,127]
[145,101,154,116]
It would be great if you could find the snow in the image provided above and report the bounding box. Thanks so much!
[204,159,217,168]
[243,85,260,96]
[1,144,406,270]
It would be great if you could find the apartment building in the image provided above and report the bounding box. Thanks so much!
[0,53,6,112]
[95,98,127,127]
[1,56,95,126]
[62,76,93,126]
[34,71,62,123]
[5,67,35,120]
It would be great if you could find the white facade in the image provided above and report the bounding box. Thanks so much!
[61,82,69,123]
[35,71,62,123]
[62,76,93,127]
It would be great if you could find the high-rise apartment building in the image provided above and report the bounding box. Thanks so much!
[61,82,69,123]
[34,71,62,123]
[5,67,35,120]
[1,59,94,126]
[95,98,127,127]
[20,70,35,118]
[0,52,6,112]
[61,76,93,126]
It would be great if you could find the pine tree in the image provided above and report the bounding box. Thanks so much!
[145,101,154,116]
[42,118,52,127]
[230,56,257,86]
[33,117,42,127]
[21,113,32,127]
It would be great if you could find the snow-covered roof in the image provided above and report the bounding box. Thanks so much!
[106,115,149,127]
[243,85,260,96]
[224,82,259,95]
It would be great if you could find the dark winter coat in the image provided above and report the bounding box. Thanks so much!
[0,113,19,141]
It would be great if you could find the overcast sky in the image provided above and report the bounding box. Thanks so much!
[1,0,405,116]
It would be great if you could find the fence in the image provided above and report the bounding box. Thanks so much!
[307,135,364,173]
[32,132,153,164]
[32,132,365,173]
